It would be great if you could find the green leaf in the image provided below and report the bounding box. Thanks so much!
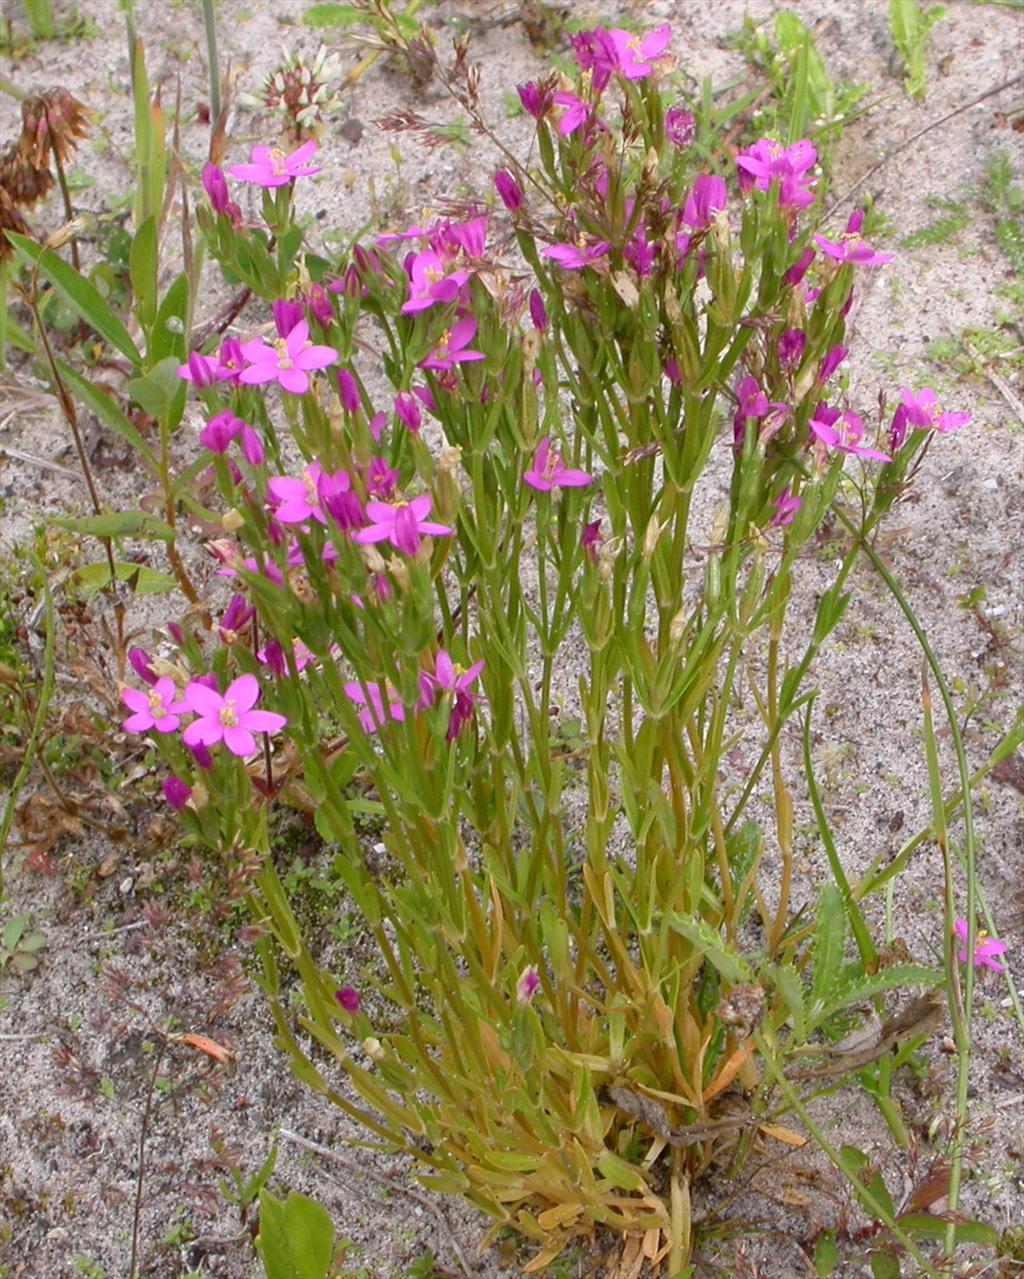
[72,561,177,596]
[766,963,807,1043]
[819,966,943,1019]
[51,511,176,541]
[130,216,158,333]
[896,1213,999,1246]
[301,3,365,25]
[810,885,845,1016]
[55,359,158,469]
[256,1189,335,1279]
[813,1230,838,1277]
[668,915,753,985]
[3,917,27,952]
[126,356,184,419]
[6,232,141,365]
[870,1249,900,1279]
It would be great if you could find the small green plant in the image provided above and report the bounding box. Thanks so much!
[255,1187,337,1279]
[0,914,45,976]
[889,0,947,98]
[20,0,54,39]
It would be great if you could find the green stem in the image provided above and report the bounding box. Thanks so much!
[0,563,54,900]
[833,507,976,1250]
[200,0,221,130]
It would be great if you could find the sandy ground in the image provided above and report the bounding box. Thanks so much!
[0,1,1022,1276]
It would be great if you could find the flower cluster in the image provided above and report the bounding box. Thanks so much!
[121,672,287,760]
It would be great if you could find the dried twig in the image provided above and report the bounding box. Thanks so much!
[826,73,1024,219]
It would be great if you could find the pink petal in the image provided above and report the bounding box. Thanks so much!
[241,710,287,734]
[239,364,280,385]
[289,140,318,167]
[183,719,223,747]
[408,494,433,519]
[121,687,149,713]
[185,682,224,717]
[277,366,310,395]
[123,712,154,733]
[297,344,339,370]
[222,726,257,757]
[224,673,260,713]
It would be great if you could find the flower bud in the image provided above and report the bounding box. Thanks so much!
[362,1036,385,1061]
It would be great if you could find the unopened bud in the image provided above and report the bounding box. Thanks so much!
[642,514,665,560]
[385,555,411,592]
[44,216,87,250]
[709,501,730,547]
[669,607,687,646]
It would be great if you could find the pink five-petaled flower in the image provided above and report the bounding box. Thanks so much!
[239,318,337,396]
[354,493,453,556]
[540,238,611,270]
[815,209,893,266]
[899,387,971,434]
[419,315,485,371]
[268,462,332,525]
[228,140,320,188]
[182,674,287,758]
[736,138,817,209]
[419,649,485,740]
[122,677,186,734]
[402,250,469,314]
[809,403,891,461]
[524,437,593,492]
[954,919,1007,973]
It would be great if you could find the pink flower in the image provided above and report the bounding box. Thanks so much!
[898,387,971,434]
[737,138,817,208]
[394,392,421,433]
[954,919,1007,973]
[681,174,727,230]
[201,163,241,222]
[162,776,191,811]
[809,403,891,461]
[553,91,593,136]
[419,315,485,371]
[769,486,801,528]
[540,238,611,270]
[418,649,485,740]
[228,140,320,188]
[353,494,453,556]
[217,594,254,644]
[121,677,186,734]
[268,463,330,525]
[524,437,593,491]
[343,680,406,733]
[335,986,360,1013]
[494,169,523,211]
[181,674,287,758]
[664,106,695,149]
[815,210,892,266]
[607,24,672,79]
[778,328,807,366]
[402,250,469,314]
[128,647,159,687]
[238,318,337,395]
